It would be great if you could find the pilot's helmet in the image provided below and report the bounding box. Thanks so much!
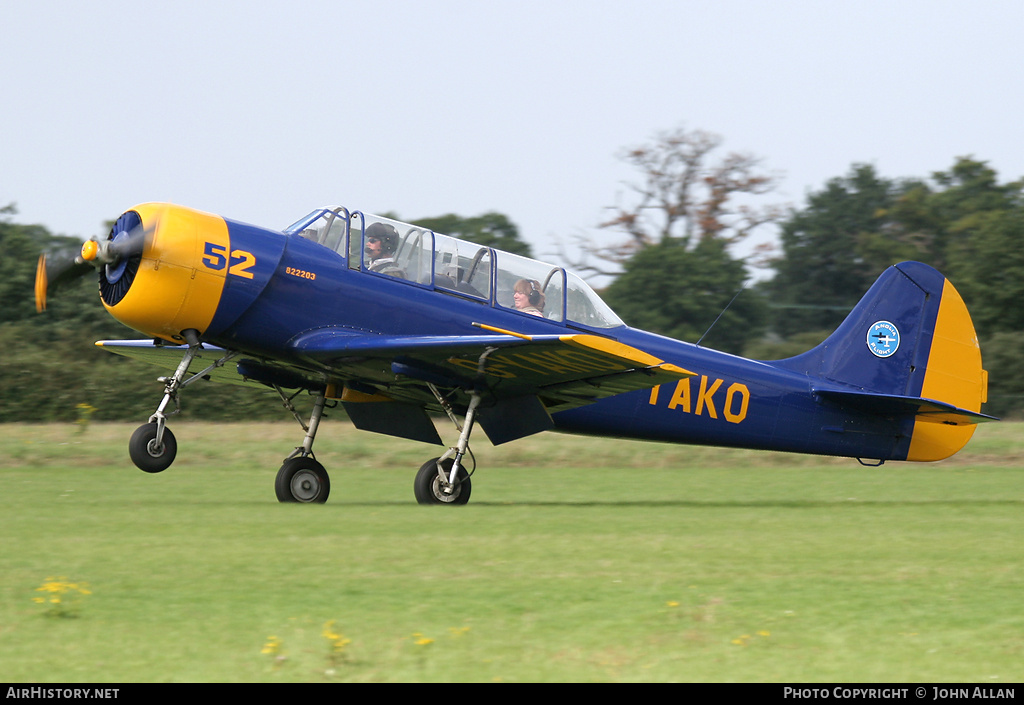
[366,223,399,256]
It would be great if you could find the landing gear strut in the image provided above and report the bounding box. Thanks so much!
[274,387,331,503]
[128,329,235,474]
[415,389,481,505]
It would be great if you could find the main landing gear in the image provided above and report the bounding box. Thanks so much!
[272,385,480,506]
[273,387,331,504]
[270,383,481,504]
[413,388,481,505]
[128,332,481,506]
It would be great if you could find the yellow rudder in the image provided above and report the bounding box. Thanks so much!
[907,278,989,461]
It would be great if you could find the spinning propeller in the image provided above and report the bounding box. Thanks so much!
[34,214,152,312]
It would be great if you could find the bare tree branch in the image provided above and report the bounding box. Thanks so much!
[566,125,783,277]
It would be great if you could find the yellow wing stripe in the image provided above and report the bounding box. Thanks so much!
[561,334,696,377]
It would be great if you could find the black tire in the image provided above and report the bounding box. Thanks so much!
[414,457,472,505]
[275,457,330,504]
[128,423,177,473]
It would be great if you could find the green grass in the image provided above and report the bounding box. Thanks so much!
[1,421,1022,682]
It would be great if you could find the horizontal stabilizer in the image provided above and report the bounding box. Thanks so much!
[815,388,999,426]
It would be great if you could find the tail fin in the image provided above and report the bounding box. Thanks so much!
[773,261,993,461]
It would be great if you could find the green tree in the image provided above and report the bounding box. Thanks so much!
[919,159,1024,335]
[413,212,533,257]
[0,203,121,333]
[978,331,1024,417]
[602,237,766,353]
[766,164,900,332]
[770,158,1024,335]
[764,158,1024,414]
[947,209,1024,336]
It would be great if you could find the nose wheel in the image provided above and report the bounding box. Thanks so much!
[128,422,177,473]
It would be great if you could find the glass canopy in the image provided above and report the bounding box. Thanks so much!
[284,207,623,329]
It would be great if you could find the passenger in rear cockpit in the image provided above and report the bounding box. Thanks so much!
[364,223,406,279]
[513,279,544,316]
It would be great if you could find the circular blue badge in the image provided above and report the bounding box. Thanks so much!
[867,321,900,358]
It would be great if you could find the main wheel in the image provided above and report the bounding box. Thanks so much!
[128,422,177,473]
[414,457,472,505]
[275,457,331,503]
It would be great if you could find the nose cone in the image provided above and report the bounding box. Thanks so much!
[101,203,230,342]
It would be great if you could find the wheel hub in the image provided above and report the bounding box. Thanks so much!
[290,470,322,502]
[432,476,461,502]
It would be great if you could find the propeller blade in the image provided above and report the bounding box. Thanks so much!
[34,214,155,312]
[34,254,48,313]
[35,247,94,312]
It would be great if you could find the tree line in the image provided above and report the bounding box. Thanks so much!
[3,126,1022,422]
[581,127,1023,416]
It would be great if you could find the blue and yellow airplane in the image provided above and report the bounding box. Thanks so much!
[36,203,995,505]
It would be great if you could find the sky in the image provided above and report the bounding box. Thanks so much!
[3,0,1023,273]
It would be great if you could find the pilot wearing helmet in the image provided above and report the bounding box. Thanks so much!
[364,223,406,279]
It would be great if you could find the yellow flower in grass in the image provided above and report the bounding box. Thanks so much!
[261,636,282,656]
[33,577,90,617]
[731,630,771,646]
[322,621,340,640]
[322,621,352,655]
[75,403,98,433]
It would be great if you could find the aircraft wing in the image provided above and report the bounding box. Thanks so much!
[289,325,694,445]
[97,328,693,445]
[287,325,692,405]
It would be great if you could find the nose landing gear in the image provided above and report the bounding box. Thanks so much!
[127,329,236,474]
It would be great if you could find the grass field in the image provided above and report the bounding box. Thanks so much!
[1,420,1021,683]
